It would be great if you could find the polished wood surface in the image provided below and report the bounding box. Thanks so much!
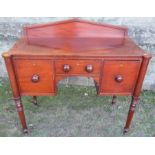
[14,59,55,96]
[100,60,141,95]
[55,59,101,75]
[8,38,144,57]
[2,19,152,134]
[24,18,128,50]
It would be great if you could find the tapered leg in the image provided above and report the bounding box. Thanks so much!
[123,96,139,134]
[32,96,38,106]
[112,96,117,105]
[14,97,28,133]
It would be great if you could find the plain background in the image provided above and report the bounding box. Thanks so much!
[0,0,155,155]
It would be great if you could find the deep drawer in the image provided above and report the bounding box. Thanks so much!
[13,59,55,95]
[100,60,141,95]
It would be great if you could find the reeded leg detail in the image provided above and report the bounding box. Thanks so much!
[123,96,139,134]
[112,96,117,105]
[14,97,28,133]
[32,96,38,106]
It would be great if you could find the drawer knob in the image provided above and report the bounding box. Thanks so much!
[31,74,40,83]
[115,75,123,83]
[63,64,71,73]
[85,64,93,73]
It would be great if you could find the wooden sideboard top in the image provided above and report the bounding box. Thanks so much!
[6,38,146,57]
[4,18,148,58]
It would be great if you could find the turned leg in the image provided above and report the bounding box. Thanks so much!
[3,56,28,133]
[32,96,38,105]
[94,80,99,94]
[123,96,139,134]
[14,97,28,133]
[112,96,117,105]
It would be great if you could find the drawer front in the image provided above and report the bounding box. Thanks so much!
[55,60,101,75]
[14,59,55,95]
[101,60,141,95]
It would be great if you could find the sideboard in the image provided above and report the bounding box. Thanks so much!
[2,18,151,134]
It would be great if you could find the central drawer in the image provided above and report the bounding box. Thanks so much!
[55,60,101,75]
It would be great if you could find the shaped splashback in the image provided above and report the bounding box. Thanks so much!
[24,19,128,51]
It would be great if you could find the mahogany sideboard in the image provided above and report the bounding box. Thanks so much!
[2,19,152,134]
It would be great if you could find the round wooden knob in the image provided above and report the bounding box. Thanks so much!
[85,64,93,73]
[115,75,123,83]
[32,74,40,83]
[63,64,71,73]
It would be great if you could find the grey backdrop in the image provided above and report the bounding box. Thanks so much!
[0,17,155,90]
